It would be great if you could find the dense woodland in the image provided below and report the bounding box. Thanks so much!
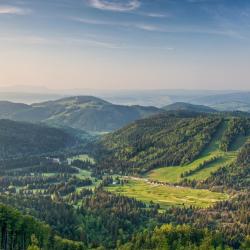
[0,120,83,160]
[0,111,249,249]
[219,118,250,151]
[202,142,250,191]
[96,113,222,174]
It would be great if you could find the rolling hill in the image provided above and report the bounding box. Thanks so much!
[0,96,162,132]
[163,102,216,113]
[96,112,223,174]
[0,101,30,118]
[95,112,250,177]
[0,119,81,159]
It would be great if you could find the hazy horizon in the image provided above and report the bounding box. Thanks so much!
[1,0,250,90]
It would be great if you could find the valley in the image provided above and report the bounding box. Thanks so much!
[1,0,250,248]
[0,107,249,249]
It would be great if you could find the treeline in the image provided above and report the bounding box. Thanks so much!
[0,203,86,250]
[0,191,155,249]
[95,114,222,174]
[181,155,220,178]
[118,224,238,250]
[46,177,92,197]
[71,159,96,170]
[219,117,250,152]
[0,189,249,249]
[202,142,250,191]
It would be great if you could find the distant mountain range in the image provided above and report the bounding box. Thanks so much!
[0,92,250,133]
[163,102,216,113]
[0,96,162,133]
[191,92,250,112]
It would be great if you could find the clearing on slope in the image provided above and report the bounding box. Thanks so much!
[146,117,250,183]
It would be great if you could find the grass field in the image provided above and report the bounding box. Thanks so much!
[107,179,228,209]
[146,153,221,183]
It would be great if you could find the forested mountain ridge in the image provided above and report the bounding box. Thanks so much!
[0,96,162,132]
[94,113,250,177]
[0,119,81,160]
[163,102,216,113]
[96,113,223,174]
[0,113,248,249]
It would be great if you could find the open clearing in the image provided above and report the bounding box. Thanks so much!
[107,179,228,209]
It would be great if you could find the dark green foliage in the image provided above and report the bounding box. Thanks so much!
[203,142,250,191]
[219,117,250,151]
[0,203,86,250]
[181,156,220,178]
[0,189,249,249]
[0,120,79,160]
[0,191,156,248]
[118,224,230,250]
[97,114,222,174]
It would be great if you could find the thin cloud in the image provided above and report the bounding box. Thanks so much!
[0,34,123,49]
[0,5,30,15]
[87,0,140,12]
[145,13,169,18]
[72,16,242,38]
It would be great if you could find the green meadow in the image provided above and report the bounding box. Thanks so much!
[107,179,228,209]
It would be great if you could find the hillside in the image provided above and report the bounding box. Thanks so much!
[96,113,250,176]
[0,119,80,159]
[0,96,162,132]
[96,112,223,174]
[203,141,250,190]
[163,102,216,113]
[0,101,30,118]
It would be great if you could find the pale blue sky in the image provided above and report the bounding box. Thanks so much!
[0,0,250,90]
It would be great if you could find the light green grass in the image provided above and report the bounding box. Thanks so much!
[200,120,228,156]
[107,180,228,209]
[75,169,92,179]
[188,152,236,180]
[146,153,223,183]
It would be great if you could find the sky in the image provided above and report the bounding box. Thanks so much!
[0,0,250,91]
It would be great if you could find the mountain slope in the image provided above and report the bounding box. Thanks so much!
[0,119,80,159]
[203,141,250,190]
[96,113,250,176]
[0,101,30,119]
[1,96,162,132]
[96,112,222,174]
[163,102,216,113]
